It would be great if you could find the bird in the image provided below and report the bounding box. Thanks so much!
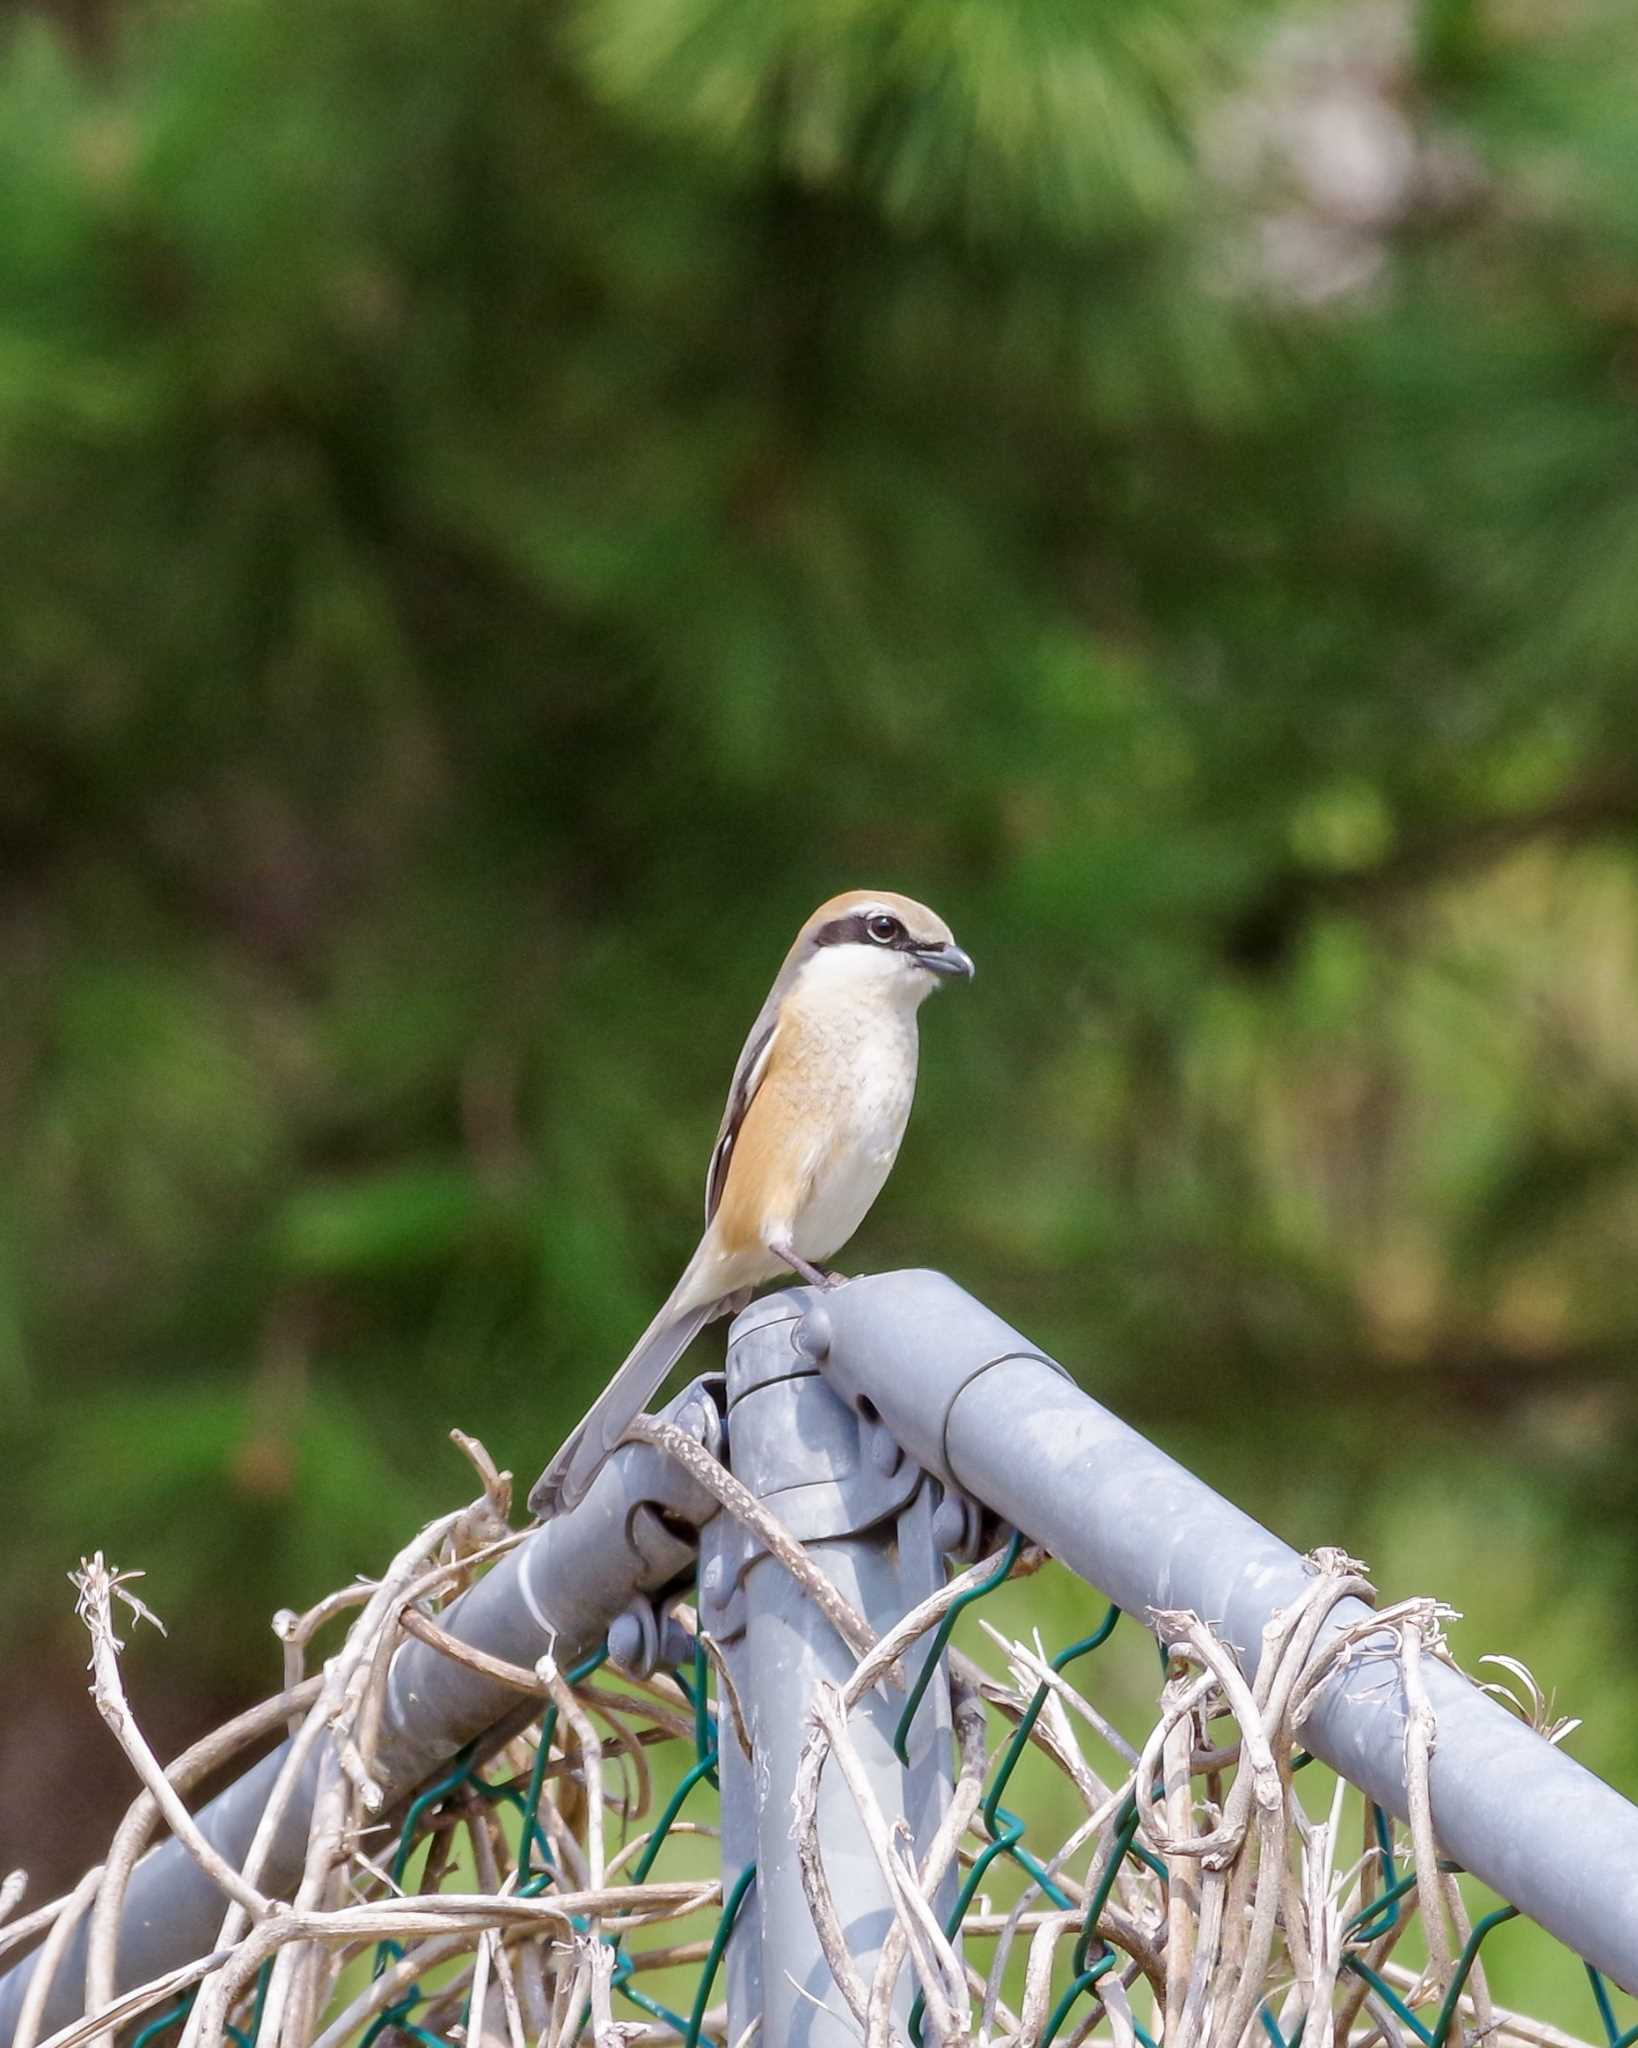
[530,889,974,1516]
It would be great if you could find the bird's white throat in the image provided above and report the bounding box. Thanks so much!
[793,939,937,1011]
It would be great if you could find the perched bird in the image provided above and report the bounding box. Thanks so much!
[531,889,974,1516]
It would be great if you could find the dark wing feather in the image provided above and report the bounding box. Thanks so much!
[704,1008,780,1224]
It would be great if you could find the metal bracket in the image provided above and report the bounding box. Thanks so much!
[598,1375,726,1676]
[930,1479,986,1563]
[699,1295,931,1643]
[608,1594,698,1679]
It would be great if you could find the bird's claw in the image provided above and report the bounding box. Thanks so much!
[770,1242,848,1293]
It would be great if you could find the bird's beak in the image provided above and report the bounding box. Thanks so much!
[914,942,975,980]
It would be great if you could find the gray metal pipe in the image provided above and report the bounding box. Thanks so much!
[802,1269,1638,1997]
[709,1294,955,2048]
[0,1382,725,2047]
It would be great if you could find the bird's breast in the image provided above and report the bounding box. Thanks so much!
[783,1001,920,1259]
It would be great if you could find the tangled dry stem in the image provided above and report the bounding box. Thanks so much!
[7,1439,1602,2048]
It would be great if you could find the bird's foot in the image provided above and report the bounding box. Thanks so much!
[771,1243,847,1292]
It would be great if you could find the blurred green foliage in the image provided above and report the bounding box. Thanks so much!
[2,0,1637,1973]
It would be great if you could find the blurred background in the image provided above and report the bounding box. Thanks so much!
[2,0,1637,2006]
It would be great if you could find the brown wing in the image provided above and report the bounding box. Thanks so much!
[701,903,843,1225]
[704,1011,780,1225]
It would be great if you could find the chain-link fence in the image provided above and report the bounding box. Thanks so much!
[3,1273,1636,2048]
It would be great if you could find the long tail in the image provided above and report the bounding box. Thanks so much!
[529,1277,721,1519]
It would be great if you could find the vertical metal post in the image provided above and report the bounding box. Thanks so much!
[704,1291,956,2048]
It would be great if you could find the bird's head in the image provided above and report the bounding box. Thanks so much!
[788,889,975,1008]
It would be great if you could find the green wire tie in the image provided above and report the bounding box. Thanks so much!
[894,1532,1024,1766]
[1261,1888,1524,2048]
[358,1643,607,2048]
[910,1601,1129,2045]
[1027,1779,1179,2048]
[1345,1867,1418,1948]
[1345,1904,1518,2047]
[359,1744,491,2048]
[1588,1966,1638,2048]
[515,1645,609,1890]
[553,1640,719,2041]
[1072,1795,1142,1978]
[131,1998,193,2048]
[981,1605,1122,1848]
[224,1963,273,2048]
[1245,1809,1456,2048]
[132,1956,271,2047]
[1039,1945,1116,2047]
[574,1641,721,2038]
[547,1645,723,2038]
[1342,1804,1402,1944]
[669,1637,720,1785]
[681,1862,756,2048]
[630,1750,721,1886]
[595,1770,722,2043]
[1345,1817,1464,1954]
[591,1740,723,2039]
[608,1969,695,2037]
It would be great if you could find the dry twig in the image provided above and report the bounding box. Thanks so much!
[33,1461,1596,2048]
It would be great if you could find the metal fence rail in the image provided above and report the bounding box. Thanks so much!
[804,1270,1638,1994]
[2,1268,1636,2048]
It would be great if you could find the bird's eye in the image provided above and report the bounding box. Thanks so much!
[867,913,903,944]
